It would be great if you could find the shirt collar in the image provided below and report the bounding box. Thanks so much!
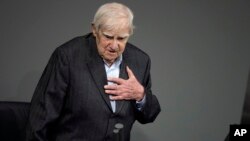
[103,55,123,68]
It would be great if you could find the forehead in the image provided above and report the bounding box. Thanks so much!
[99,18,130,37]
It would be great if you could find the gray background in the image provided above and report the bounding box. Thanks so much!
[0,0,249,141]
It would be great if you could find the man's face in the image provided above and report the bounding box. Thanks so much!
[92,25,130,65]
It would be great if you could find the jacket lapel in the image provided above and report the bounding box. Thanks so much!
[115,53,129,114]
[86,36,113,112]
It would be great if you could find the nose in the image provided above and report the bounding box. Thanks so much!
[110,39,118,50]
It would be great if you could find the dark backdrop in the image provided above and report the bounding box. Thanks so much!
[0,0,249,141]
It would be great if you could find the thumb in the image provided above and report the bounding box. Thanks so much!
[126,66,135,79]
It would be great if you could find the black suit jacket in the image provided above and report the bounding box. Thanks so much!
[26,33,161,141]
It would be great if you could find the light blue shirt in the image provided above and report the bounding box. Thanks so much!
[103,55,145,113]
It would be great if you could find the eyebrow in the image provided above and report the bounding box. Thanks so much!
[102,32,129,38]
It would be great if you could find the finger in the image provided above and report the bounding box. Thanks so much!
[105,89,120,95]
[104,84,118,90]
[126,66,135,79]
[107,77,125,84]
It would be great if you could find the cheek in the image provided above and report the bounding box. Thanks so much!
[100,39,110,48]
[119,44,126,52]
[98,40,108,51]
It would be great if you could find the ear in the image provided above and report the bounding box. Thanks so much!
[91,23,97,37]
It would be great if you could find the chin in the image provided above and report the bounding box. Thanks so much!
[106,56,117,61]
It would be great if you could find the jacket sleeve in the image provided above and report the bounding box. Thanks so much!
[26,47,69,141]
[136,57,161,124]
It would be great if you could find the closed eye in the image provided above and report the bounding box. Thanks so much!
[118,36,129,41]
[104,34,113,40]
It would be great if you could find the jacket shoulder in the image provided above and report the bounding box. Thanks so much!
[52,34,92,61]
[57,35,88,52]
[125,42,151,62]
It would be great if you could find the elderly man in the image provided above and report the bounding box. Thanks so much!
[26,2,160,141]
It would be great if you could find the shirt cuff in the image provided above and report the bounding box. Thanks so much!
[136,95,146,111]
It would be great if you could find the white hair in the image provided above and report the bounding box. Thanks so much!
[92,2,134,35]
